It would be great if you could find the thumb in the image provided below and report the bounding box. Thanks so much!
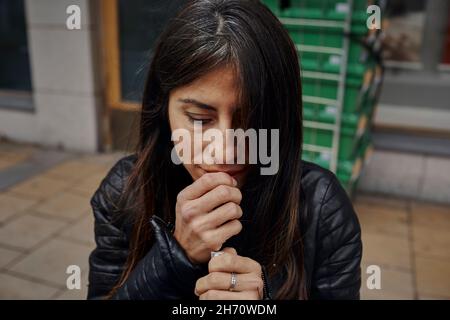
[222,247,237,255]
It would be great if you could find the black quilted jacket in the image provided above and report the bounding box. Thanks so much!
[87,155,362,300]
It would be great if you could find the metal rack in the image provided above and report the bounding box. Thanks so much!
[279,0,354,173]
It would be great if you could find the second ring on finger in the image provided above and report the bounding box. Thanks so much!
[197,272,262,295]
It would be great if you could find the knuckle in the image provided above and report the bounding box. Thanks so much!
[180,202,196,221]
[245,258,261,274]
[176,191,185,203]
[233,220,243,234]
[225,202,239,218]
[258,279,264,291]
[223,253,235,267]
[217,185,231,200]
[232,203,243,218]
[208,273,220,287]
[218,172,232,183]
[208,254,222,272]
[190,219,202,234]
[200,231,211,244]
[253,276,264,291]
[235,189,242,203]
[202,173,214,187]
[254,262,262,274]
[202,232,219,249]
[194,280,202,293]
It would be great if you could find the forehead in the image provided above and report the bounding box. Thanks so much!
[171,65,240,110]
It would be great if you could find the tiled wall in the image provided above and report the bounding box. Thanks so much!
[358,150,450,205]
[0,0,100,152]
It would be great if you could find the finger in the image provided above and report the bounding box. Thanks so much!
[199,289,260,300]
[222,247,237,255]
[178,172,237,201]
[208,252,261,274]
[192,202,242,232]
[195,272,263,295]
[203,219,242,250]
[190,184,242,213]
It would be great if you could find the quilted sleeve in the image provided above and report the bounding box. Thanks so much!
[310,174,363,300]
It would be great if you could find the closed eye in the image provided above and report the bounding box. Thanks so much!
[185,113,213,125]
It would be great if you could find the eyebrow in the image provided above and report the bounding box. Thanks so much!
[177,98,216,112]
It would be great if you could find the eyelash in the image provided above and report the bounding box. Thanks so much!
[186,114,213,125]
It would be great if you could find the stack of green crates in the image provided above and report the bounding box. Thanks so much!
[262,0,384,194]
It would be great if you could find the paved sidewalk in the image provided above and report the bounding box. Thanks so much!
[0,142,449,299]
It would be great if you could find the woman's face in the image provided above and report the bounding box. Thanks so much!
[168,65,249,187]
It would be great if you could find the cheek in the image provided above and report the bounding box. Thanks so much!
[168,105,182,132]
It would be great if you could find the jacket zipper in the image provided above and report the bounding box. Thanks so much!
[261,265,272,300]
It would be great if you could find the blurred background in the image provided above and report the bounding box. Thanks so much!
[0,0,449,299]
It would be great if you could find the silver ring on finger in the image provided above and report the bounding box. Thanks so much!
[229,272,237,291]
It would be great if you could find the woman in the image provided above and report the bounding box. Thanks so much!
[88,0,362,300]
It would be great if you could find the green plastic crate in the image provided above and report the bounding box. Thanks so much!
[281,10,369,33]
[289,0,371,11]
[302,74,372,114]
[302,131,372,194]
[283,0,372,23]
[303,99,373,161]
[299,44,374,74]
[303,121,369,160]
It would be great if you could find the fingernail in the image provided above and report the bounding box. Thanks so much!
[232,178,238,186]
[211,251,224,259]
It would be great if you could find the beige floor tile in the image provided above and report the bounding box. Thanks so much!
[361,264,414,299]
[413,226,450,261]
[78,153,124,168]
[9,175,71,200]
[59,214,95,246]
[418,294,450,300]
[70,172,107,197]
[0,214,66,250]
[0,192,39,223]
[355,202,409,237]
[0,273,59,299]
[8,238,92,287]
[44,160,108,182]
[354,194,409,211]
[412,202,450,231]
[415,256,450,299]
[361,288,414,300]
[0,247,22,268]
[34,192,90,222]
[362,232,411,270]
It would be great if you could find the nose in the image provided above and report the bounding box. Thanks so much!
[206,119,236,165]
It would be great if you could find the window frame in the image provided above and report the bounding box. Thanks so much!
[101,0,140,112]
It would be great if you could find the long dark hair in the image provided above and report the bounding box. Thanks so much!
[110,0,305,299]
